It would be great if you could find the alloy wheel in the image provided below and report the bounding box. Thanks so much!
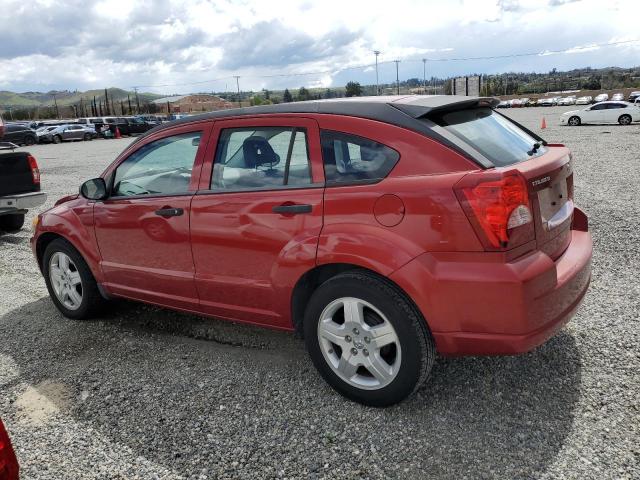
[317,297,401,390]
[49,252,83,310]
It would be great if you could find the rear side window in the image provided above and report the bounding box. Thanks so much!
[211,127,312,190]
[320,131,399,185]
[427,107,546,167]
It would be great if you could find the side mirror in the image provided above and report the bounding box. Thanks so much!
[80,178,107,200]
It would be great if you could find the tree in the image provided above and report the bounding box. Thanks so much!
[297,86,310,101]
[283,89,293,103]
[345,81,363,97]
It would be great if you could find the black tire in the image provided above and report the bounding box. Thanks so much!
[0,213,25,232]
[303,271,435,407]
[83,133,92,141]
[23,135,36,146]
[568,116,581,126]
[42,238,106,320]
[52,135,62,144]
[619,114,632,126]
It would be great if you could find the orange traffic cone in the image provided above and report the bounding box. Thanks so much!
[115,127,122,139]
[541,116,547,129]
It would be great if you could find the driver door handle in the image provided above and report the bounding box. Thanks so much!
[155,207,184,217]
[272,204,312,214]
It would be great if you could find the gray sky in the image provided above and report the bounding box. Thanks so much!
[0,0,637,94]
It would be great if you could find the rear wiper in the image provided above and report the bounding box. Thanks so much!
[527,142,542,156]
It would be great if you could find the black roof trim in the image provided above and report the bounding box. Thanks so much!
[133,96,501,168]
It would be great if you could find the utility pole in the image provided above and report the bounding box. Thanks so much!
[394,60,401,95]
[52,93,59,119]
[373,50,381,95]
[133,87,141,114]
[422,58,427,94]
[234,76,241,107]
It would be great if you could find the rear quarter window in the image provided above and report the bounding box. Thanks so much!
[427,107,546,167]
[320,130,399,185]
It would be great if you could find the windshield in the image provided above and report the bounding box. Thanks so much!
[427,107,546,167]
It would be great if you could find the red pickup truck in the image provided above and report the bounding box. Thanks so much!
[0,114,46,231]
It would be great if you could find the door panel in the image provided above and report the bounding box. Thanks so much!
[95,195,197,308]
[191,117,324,328]
[94,126,211,310]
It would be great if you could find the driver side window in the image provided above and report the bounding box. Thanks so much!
[112,132,202,197]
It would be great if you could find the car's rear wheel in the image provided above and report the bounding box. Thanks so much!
[23,135,36,146]
[52,135,62,144]
[0,214,25,232]
[618,114,632,126]
[42,238,106,319]
[83,133,92,141]
[303,271,435,407]
[568,116,581,126]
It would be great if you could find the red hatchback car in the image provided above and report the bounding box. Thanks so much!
[0,419,19,480]
[31,96,592,406]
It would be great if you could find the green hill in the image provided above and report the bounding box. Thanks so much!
[0,88,162,108]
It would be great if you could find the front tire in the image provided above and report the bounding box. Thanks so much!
[42,238,106,319]
[52,135,62,144]
[0,213,25,232]
[303,271,435,407]
[568,116,581,126]
[24,135,36,146]
[619,114,632,126]
[83,133,92,141]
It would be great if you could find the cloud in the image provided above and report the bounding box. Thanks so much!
[0,0,637,94]
[216,20,362,70]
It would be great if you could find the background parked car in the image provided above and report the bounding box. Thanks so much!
[2,123,37,146]
[44,124,97,144]
[559,96,577,106]
[496,100,511,108]
[628,91,640,102]
[561,101,640,126]
[611,93,624,101]
[576,96,593,105]
[594,93,609,103]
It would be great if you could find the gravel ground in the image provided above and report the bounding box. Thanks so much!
[0,107,638,479]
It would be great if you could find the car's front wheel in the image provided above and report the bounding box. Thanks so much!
[568,116,581,126]
[619,114,632,126]
[83,133,92,141]
[23,135,36,146]
[303,271,435,407]
[42,238,106,319]
[52,135,62,144]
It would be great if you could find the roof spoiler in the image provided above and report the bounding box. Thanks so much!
[390,96,500,119]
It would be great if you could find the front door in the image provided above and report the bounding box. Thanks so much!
[190,117,324,328]
[94,126,209,310]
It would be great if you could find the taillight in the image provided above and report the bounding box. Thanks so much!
[455,171,533,250]
[28,154,40,184]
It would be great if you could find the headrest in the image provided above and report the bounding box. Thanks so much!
[243,136,280,168]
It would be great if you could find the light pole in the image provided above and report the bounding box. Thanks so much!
[422,58,427,94]
[234,76,241,107]
[373,50,381,95]
[394,60,400,95]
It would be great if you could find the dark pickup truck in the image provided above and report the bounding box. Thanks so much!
[0,114,47,231]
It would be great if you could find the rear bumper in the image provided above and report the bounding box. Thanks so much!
[0,191,47,214]
[391,211,592,356]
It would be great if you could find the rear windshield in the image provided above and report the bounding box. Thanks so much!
[428,107,546,167]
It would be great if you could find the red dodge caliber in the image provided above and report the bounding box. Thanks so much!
[31,96,592,406]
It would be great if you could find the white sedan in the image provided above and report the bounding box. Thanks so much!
[560,101,640,126]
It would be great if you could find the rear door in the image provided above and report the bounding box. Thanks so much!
[190,117,324,328]
[602,103,626,123]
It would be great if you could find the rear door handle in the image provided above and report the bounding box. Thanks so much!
[155,207,184,217]
[272,204,312,214]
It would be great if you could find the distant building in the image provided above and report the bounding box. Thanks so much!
[152,94,234,114]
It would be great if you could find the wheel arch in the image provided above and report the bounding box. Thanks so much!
[290,263,430,338]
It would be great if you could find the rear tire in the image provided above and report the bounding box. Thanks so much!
[568,116,581,126]
[42,238,106,320]
[24,135,36,146]
[619,115,632,126]
[83,133,92,141]
[0,214,25,232]
[52,135,62,144]
[303,271,435,407]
